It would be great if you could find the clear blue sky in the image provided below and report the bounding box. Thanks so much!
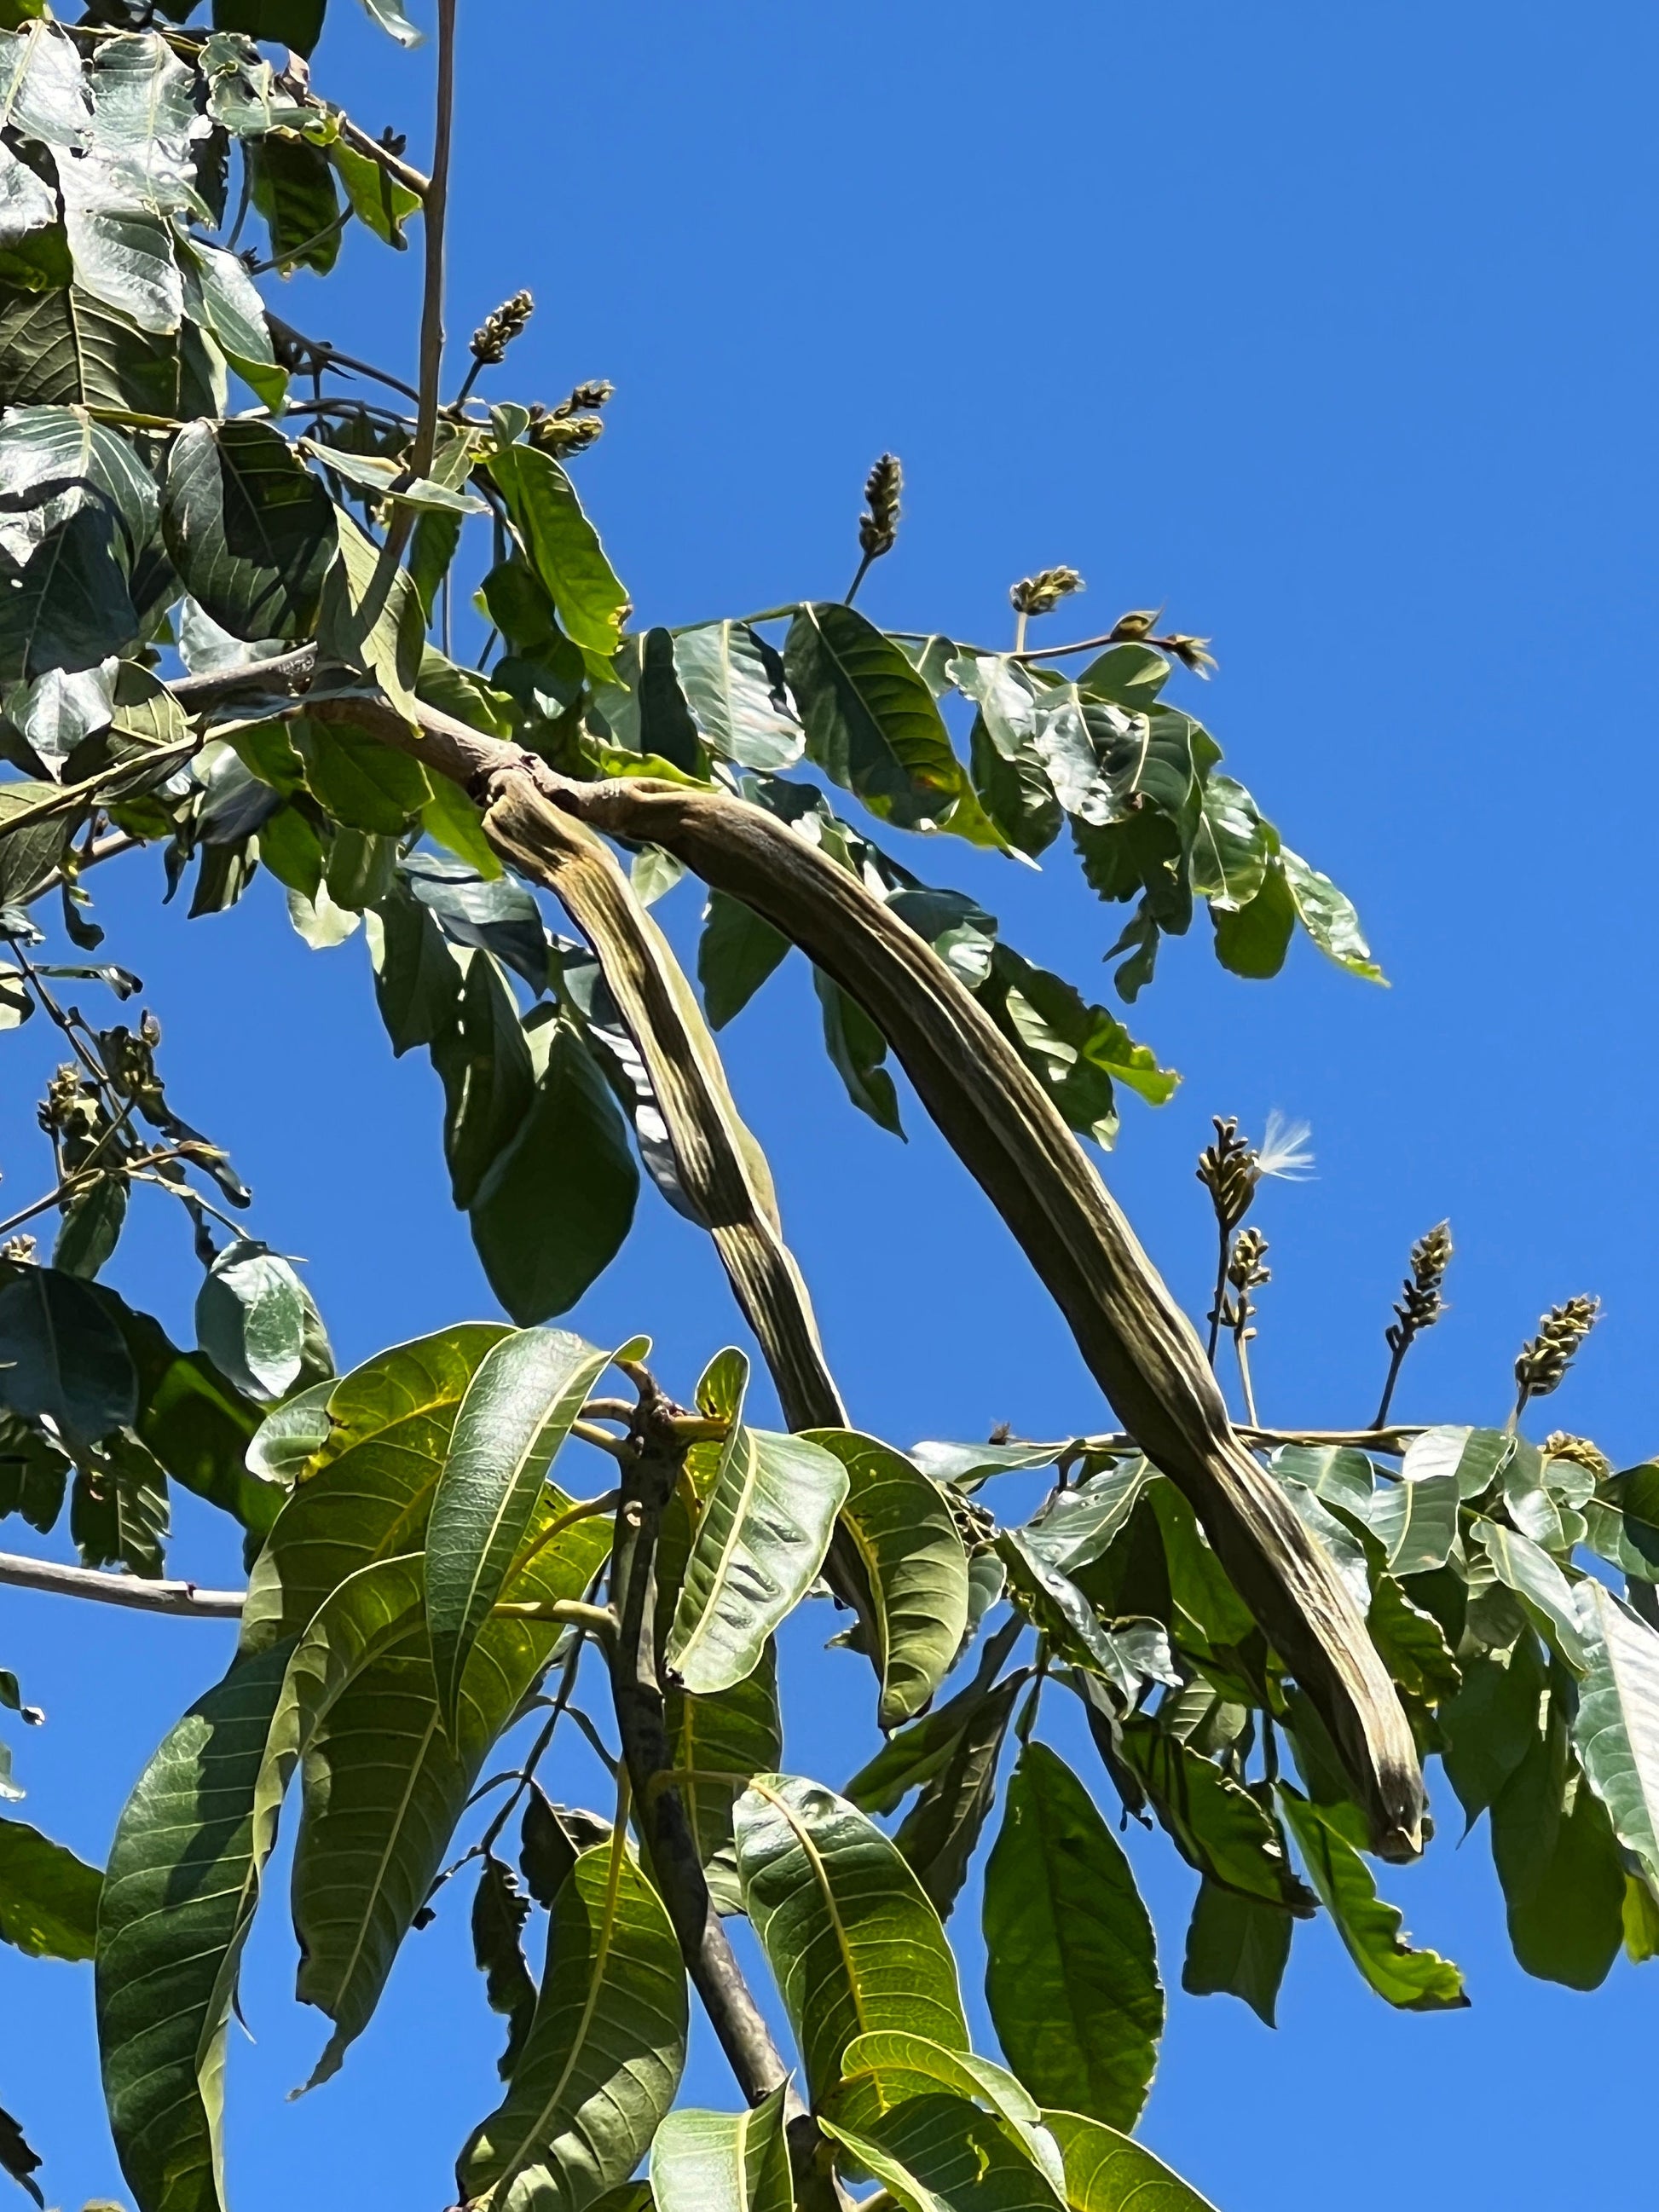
[4,2,1657,2206]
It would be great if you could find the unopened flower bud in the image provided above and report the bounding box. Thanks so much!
[470,289,535,367]
[858,453,903,562]
[1515,1295,1601,1407]
[1009,566,1084,620]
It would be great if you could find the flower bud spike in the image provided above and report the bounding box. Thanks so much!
[1373,1219,1453,1427]
[847,453,903,604]
[1512,1295,1601,1428]
[470,288,535,367]
[1009,565,1084,650]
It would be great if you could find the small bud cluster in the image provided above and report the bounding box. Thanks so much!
[1227,1227,1270,1298]
[1542,1431,1612,1480]
[1009,566,1084,620]
[527,378,615,459]
[858,453,903,562]
[1514,1295,1601,1407]
[470,288,535,367]
[1196,1116,1257,1237]
[1386,1221,1453,1357]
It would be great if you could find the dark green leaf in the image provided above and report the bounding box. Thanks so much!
[1116,1717,1312,1911]
[471,1854,536,2082]
[51,1166,125,1279]
[815,967,902,1134]
[469,1019,639,1325]
[1438,1635,1546,1834]
[787,602,985,838]
[893,1672,1020,1919]
[425,1325,612,1734]
[248,129,340,274]
[91,1282,270,1533]
[162,422,333,644]
[697,888,790,1030]
[0,1814,99,1959]
[820,2091,1062,2212]
[1489,1677,1625,1990]
[0,1412,66,1532]
[734,1773,968,2104]
[402,852,546,987]
[983,1742,1163,2129]
[1181,1880,1293,2026]
[316,505,425,719]
[70,1432,168,1578]
[978,946,1176,1149]
[0,2098,41,2209]
[0,1263,135,1445]
[212,2,327,61]
[0,506,134,680]
[1211,856,1296,979]
[1367,1573,1460,1704]
[367,875,463,1054]
[435,950,535,1209]
[0,780,71,906]
[0,279,215,417]
[293,713,431,833]
[1279,1786,1467,2009]
[458,1842,687,2208]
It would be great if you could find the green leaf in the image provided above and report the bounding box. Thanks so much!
[820,2091,1064,2212]
[835,2028,1066,2196]
[469,1019,639,1325]
[293,1491,614,2085]
[96,1642,292,2212]
[328,136,420,246]
[998,1530,1176,1701]
[1367,1573,1460,1703]
[1116,1717,1313,1912]
[294,713,431,834]
[71,1433,167,1577]
[650,2084,793,2212]
[484,440,627,660]
[1020,1459,1149,1575]
[815,967,903,1135]
[52,1167,126,1279]
[1180,1880,1293,2027]
[0,1263,135,1446]
[358,0,422,46]
[893,1672,1020,1920]
[0,279,215,418]
[1490,1679,1625,1989]
[248,129,340,274]
[1570,1580,1659,1903]
[664,1643,783,1915]
[240,1323,510,1650]
[0,403,158,573]
[787,602,983,837]
[0,21,90,148]
[1041,2109,1222,2212]
[1439,1637,1546,1833]
[698,889,791,1030]
[194,1238,307,1402]
[0,779,71,905]
[0,505,134,680]
[425,1324,611,1735]
[1278,1786,1467,2009]
[666,1357,848,1695]
[316,505,426,719]
[1475,1520,1587,1669]
[983,1743,1163,2130]
[181,241,282,410]
[303,438,488,517]
[458,1840,687,2209]
[1190,774,1274,909]
[1401,1424,1514,1500]
[1362,1465,1460,1574]
[0,1412,67,1533]
[434,950,535,1210]
[672,621,803,771]
[162,423,333,644]
[0,1815,99,1959]
[806,1430,970,1728]
[1280,846,1383,980]
[471,1854,536,2082]
[977,947,1176,1149]
[245,1377,332,1488]
[733,1773,968,2104]
[92,1283,270,1533]
[367,876,463,1055]
[1210,855,1296,980]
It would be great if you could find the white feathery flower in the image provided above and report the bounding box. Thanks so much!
[1256,1111,1315,1181]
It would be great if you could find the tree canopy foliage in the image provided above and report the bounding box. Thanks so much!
[1,6,1656,2211]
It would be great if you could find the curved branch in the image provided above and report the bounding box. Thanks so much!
[0,1551,243,1618]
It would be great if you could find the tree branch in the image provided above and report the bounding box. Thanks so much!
[410,0,457,483]
[605,1380,798,2113]
[0,1551,243,1617]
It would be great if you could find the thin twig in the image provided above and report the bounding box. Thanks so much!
[411,0,457,483]
[844,548,876,607]
[0,1551,243,1617]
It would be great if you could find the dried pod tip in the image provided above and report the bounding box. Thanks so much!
[1515,1294,1601,1405]
[1009,565,1084,620]
[1196,1113,1258,1235]
[858,453,903,561]
[1108,607,1162,641]
[469,288,535,367]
